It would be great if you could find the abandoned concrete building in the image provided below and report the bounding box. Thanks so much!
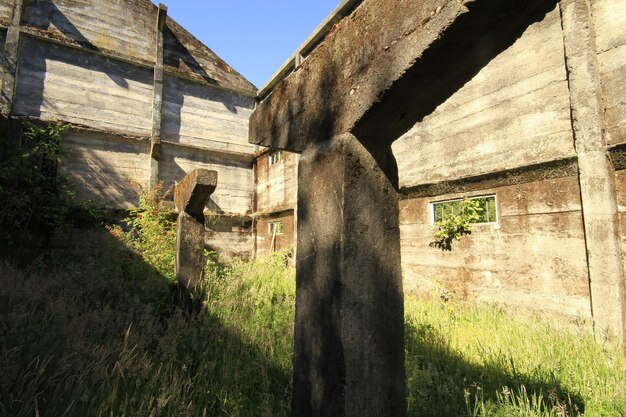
[1,0,625,346]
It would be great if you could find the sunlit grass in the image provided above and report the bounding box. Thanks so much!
[0,232,624,416]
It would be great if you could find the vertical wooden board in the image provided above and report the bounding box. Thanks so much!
[0,0,12,26]
[59,129,150,208]
[160,143,254,216]
[23,0,157,63]
[255,151,299,214]
[14,36,153,136]
[392,7,574,188]
[161,75,255,154]
[399,176,590,320]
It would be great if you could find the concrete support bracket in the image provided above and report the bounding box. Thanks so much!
[293,133,406,417]
[174,169,217,305]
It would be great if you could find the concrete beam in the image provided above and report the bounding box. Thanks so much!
[560,0,625,341]
[150,3,167,187]
[250,0,560,152]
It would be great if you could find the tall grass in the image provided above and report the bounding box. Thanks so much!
[0,226,624,416]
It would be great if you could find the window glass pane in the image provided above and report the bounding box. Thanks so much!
[431,195,497,224]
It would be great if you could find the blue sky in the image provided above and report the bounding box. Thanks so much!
[154,1,341,88]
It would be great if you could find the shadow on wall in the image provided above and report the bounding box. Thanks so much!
[25,1,129,87]
[0,227,291,416]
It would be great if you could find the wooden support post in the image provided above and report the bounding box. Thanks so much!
[560,0,625,341]
[150,3,167,187]
[174,169,218,312]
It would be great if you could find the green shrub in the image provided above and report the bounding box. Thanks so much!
[0,122,70,247]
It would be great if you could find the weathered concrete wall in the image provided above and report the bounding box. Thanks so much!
[205,216,253,261]
[256,212,295,258]
[255,150,299,214]
[392,6,573,188]
[592,0,626,146]
[160,143,253,216]
[59,129,150,208]
[400,174,591,320]
[14,36,153,136]
[22,0,157,63]
[0,1,13,26]
[162,75,255,154]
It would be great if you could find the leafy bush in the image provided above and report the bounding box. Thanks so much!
[108,182,177,282]
[0,122,70,247]
[430,197,483,250]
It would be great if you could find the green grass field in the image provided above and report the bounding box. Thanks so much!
[1,224,624,417]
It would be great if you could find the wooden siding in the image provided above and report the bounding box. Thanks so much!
[59,129,150,208]
[161,75,255,154]
[160,143,253,216]
[392,7,574,188]
[14,36,153,136]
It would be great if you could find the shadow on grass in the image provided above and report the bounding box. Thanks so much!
[0,226,291,417]
[405,321,584,417]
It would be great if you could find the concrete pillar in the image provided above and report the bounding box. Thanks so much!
[150,3,167,187]
[293,133,406,417]
[1,0,24,117]
[560,0,626,340]
[174,169,217,308]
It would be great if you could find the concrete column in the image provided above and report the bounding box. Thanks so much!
[560,0,625,340]
[1,0,24,117]
[293,133,406,417]
[174,169,217,309]
[150,3,167,187]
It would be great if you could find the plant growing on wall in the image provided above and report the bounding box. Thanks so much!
[430,198,483,251]
[0,122,70,248]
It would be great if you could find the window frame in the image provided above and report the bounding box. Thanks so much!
[429,194,498,225]
[268,220,284,235]
[268,151,283,166]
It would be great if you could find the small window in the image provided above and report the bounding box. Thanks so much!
[269,151,283,166]
[268,220,284,235]
[431,195,497,224]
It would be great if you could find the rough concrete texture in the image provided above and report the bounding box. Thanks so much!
[174,168,218,218]
[175,169,217,302]
[400,174,592,320]
[294,133,405,417]
[561,0,625,339]
[255,150,299,215]
[250,0,561,152]
[591,0,626,145]
[392,5,573,189]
